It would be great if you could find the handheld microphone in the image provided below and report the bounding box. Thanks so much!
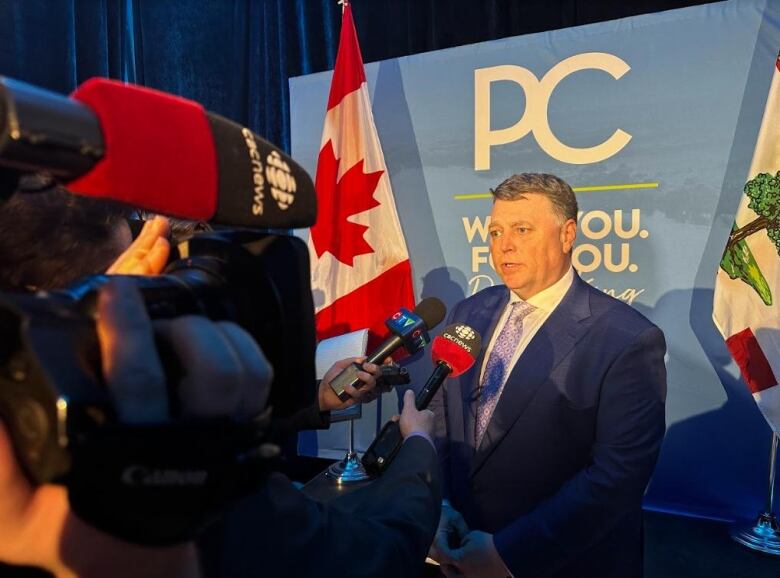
[361,323,482,476]
[328,297,446,401]
[0,76,316,229]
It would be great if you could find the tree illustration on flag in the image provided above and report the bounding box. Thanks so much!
[714,53,780,432]
[308,2,415,348]
[719,171,780,305]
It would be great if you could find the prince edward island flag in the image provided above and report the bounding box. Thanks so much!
[714,52,780,433]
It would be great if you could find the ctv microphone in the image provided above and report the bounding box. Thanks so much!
[0,76,316,229]
[328,297,446,401]
[361,323,482,476]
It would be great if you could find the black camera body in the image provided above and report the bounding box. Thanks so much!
[0,229,317,544]
[0,74,321,545]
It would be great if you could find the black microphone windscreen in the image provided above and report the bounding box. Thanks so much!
[413,297,446,330]
[206,113,317,229]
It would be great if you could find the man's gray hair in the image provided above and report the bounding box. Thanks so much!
[491,173,578,223]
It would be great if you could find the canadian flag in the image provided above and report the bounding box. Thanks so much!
[713,53,780,433]
[308,3,415,348]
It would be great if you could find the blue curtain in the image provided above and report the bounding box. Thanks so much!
[0,0,342,152]
[0,0,715,154]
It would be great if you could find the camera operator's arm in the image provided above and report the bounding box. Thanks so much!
[106,215,171,276]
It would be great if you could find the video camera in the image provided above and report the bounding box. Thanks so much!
[0,76,318,544]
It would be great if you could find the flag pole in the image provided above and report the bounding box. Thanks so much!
[325,414,372,484]
[767,433,777,514]
[323,0,373,485]
[730,432,780,554]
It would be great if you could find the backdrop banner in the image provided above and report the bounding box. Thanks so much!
[291,0,780,520]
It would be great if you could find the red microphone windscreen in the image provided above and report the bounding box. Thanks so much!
[431,323,482,377]
[66,78,217,220]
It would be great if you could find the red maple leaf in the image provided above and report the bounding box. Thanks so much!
[310,140,384,266]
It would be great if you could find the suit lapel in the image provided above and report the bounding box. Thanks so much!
[457,289,509,469]
[469,274,593,478]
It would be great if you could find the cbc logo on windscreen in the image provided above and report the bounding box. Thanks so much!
[455,325,476,341]
[474,52,631,168]
[241,127,299,217]
[266,151,297,211]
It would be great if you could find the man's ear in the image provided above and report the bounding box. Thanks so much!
[561,218,577,253]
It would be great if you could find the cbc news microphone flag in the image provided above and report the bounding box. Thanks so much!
[714,53,780,433]
[308,3,415,347]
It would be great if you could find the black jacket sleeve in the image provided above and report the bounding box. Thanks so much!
[200,436,441,578]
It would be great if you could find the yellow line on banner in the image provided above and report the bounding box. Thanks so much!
[574,182,659,192]
[453,182,659,200]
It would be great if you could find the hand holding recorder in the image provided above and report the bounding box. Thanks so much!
[361,323,482,476]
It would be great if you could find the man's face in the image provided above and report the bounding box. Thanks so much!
[489,193,576,300]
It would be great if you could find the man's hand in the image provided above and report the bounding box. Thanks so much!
[428,501,469,572]
[106,215,171,275]
[318,357,383,411]
[397,389,434,440]
[447,530,511,578]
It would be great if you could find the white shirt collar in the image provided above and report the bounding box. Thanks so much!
[508,266,575,313]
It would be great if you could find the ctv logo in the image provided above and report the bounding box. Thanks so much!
[392,311,417,327]
[474,52,631,168]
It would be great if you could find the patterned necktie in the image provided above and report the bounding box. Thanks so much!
[476,300,536,446]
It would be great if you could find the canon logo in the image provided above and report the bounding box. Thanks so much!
[442,332,474,353]
[241,128,266,216]
[121,465,209,487]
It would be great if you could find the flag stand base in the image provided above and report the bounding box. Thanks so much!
[731,512,780,555]
[325,413,372,484]
[325,451,372,484]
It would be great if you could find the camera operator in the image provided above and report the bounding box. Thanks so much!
[0,187,442,577]
[0,187,384,419]
[0,185,173,292]
[0,278,440,577]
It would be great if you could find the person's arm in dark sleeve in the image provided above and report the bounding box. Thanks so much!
[286,391,332,430]
[201,431,441,578]
[493,326,667,577]
[271,355,387,437]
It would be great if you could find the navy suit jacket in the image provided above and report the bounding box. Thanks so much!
[431,273,666,578]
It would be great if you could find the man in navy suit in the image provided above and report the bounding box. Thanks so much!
[428,173,667,578]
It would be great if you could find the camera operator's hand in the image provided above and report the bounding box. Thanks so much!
[99,278,272,421]
[396,389,435,441]
[152,316,272,419]
[318,357,385,411]
[106,215,171,276]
